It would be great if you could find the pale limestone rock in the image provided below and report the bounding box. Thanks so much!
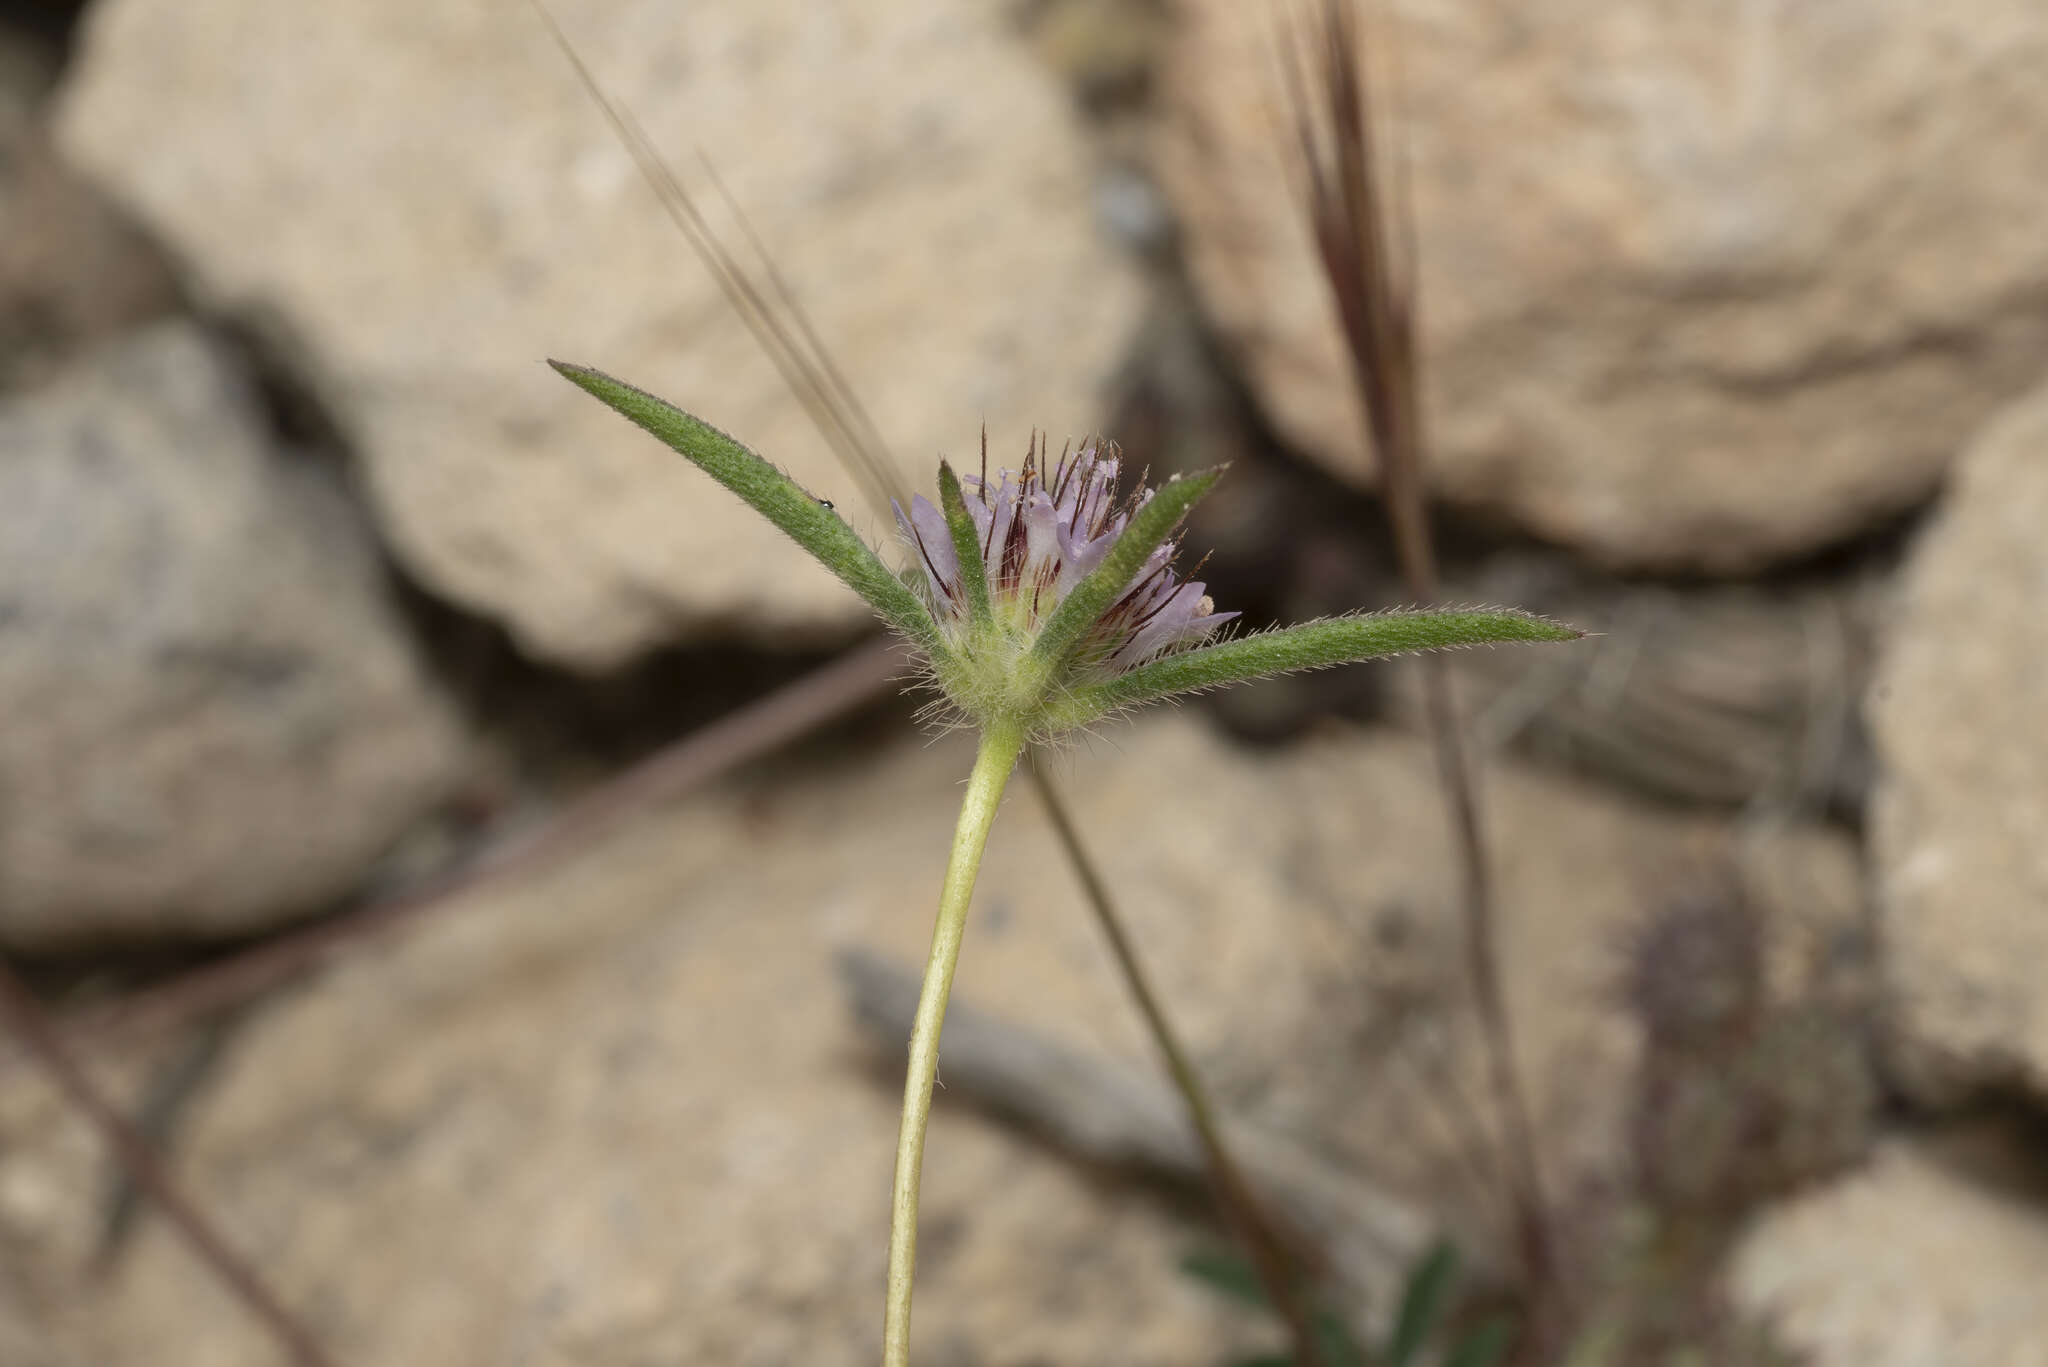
[1730,1140,2048,1367]
[1870,379,2048,1103]
[56,0,1145,668]
[0,323,470,945]
[1155,0,2048,572]
[0,713,1864,1361]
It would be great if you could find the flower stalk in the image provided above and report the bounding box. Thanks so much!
[884,718,1027,1367]
[551,360,1581,1362]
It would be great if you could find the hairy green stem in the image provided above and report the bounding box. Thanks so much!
[884,720,1026,1366]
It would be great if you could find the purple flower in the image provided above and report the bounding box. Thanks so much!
[554,360,1578,738]
[894,436,1236,675]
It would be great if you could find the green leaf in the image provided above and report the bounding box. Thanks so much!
[1387,1241,1460,1367]
[551,361,941,654]
[1179,1249,1271,1310]
[1224,1357,1296,1367]
[1052,608,1581,726]
[1442,1319,1513,1367]
[936,460,992,629]
[1315,1309,1370,1367]
[1028,468,1222,675]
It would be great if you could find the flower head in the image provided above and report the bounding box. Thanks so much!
[893,435,1236,678]
[549,360,1581,742]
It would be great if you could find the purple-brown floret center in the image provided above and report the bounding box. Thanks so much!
[894,436,1235,674]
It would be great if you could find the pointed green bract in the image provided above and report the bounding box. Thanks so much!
[551,361,942,654]
[1441,1321,1513,1367]
[1178,1250,1272,1311]
[1389,1241,1461,1366]
[1049,608,1580,728]
[1028,468,1221,675]
[936,461,992,630]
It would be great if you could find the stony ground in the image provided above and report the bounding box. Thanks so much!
[2,0,2046,1363]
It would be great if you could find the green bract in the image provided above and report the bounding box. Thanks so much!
[552,360,1581,736]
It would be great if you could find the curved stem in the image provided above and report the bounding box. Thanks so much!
[884,720,1027,1367]
[1029,763,1326,1367]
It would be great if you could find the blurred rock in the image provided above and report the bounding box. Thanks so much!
[0,15,58,116]
[0,322,470,946]
[2,719,1280,1366]
[1243,737,1869,1239]
[1154,1,2048,573]
[0,23,177,392]
[0,714,1868,1362]
[55,0,1146,670]
[1870,380,2048,1104]
[1729,1139,2048,1367]
[1626,873,1874,1217]
[1396,554,1878,813]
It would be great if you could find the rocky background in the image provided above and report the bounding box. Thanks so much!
[0,0,2043,1363]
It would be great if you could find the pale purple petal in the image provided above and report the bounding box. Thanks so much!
[1020,491,1062,573]
[1118,540,1176,599]
[1055,529,1115,594]
[908,435,1230,670]
[896,494,959,604]
[963,491,993,547]
[1113,582,1210,665]
[1182,608,1238,640]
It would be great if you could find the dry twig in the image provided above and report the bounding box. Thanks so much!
[48,637,902,1057]
[1277,0,1558,1290]
[1030,764,1328,1362]
[836,945,1475,1332]
[0,957,337,1367]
